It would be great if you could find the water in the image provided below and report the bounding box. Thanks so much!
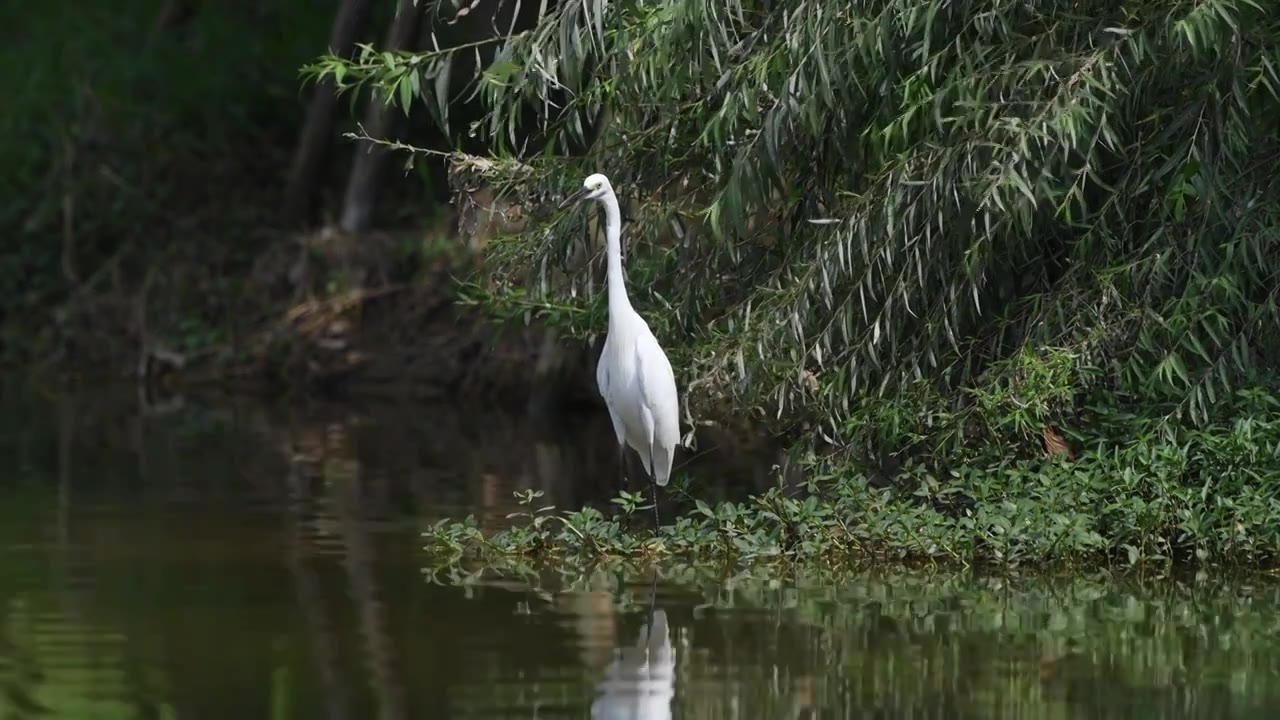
[3,382,1280,718]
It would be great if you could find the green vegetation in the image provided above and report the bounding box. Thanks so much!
[307,0,1280,433]
[425,385,1280,571]
[3,0,332,363]
[309,0,1280,570]
[6,0,1279,570]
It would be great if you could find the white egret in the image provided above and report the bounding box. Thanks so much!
[559,173,680,529]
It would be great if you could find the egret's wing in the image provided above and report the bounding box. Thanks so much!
[634,334,680,485]
[635,335,679,432]
[605,405,627,447]
[596,341,611,396]
[596,348,627,446]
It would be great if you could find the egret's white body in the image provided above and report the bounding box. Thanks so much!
[596,284,680,489]
[561,173,680,522]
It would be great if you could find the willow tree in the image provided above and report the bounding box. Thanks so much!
[307,0,1280,453]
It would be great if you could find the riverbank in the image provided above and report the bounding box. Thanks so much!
[11,0,1280,579]
[25,219,1280,575]
[422,383,1280,574]
[18,271,1280,575]
[19,168,1280,575]
[11,381,1280,719]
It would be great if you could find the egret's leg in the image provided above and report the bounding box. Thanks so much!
[617,442,628,490]
[648,448,660,531]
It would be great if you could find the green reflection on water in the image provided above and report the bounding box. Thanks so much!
[0,384,1278,718]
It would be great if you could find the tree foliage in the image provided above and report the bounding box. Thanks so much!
[307,0,1280,451]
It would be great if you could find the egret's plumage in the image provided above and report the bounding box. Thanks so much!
[561,173,680,527]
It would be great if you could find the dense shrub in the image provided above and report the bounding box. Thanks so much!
[309,0,1280,453]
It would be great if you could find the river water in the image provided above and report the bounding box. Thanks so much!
[2,381,1280,718]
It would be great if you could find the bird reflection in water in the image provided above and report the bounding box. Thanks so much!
[590,579,675,720]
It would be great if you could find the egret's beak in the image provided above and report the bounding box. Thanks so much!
[558,187,589,210]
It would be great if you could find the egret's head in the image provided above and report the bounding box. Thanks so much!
[558,173,613,209]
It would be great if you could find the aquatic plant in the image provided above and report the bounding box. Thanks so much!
[423,385,1280,572]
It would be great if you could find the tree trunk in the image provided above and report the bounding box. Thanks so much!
[337,0,426,234]
[283,0,376,225]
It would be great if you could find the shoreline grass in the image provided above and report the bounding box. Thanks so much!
[423,386,1280,577]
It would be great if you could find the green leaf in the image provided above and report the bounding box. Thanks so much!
[398,74,413,114]
[434,53,453,132]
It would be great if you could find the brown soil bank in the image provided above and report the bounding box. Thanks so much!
[168,224,602,414]
[29,188,789,488]
[212,276,598,410]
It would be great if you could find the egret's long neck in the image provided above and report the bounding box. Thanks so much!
[603,191,632,322]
